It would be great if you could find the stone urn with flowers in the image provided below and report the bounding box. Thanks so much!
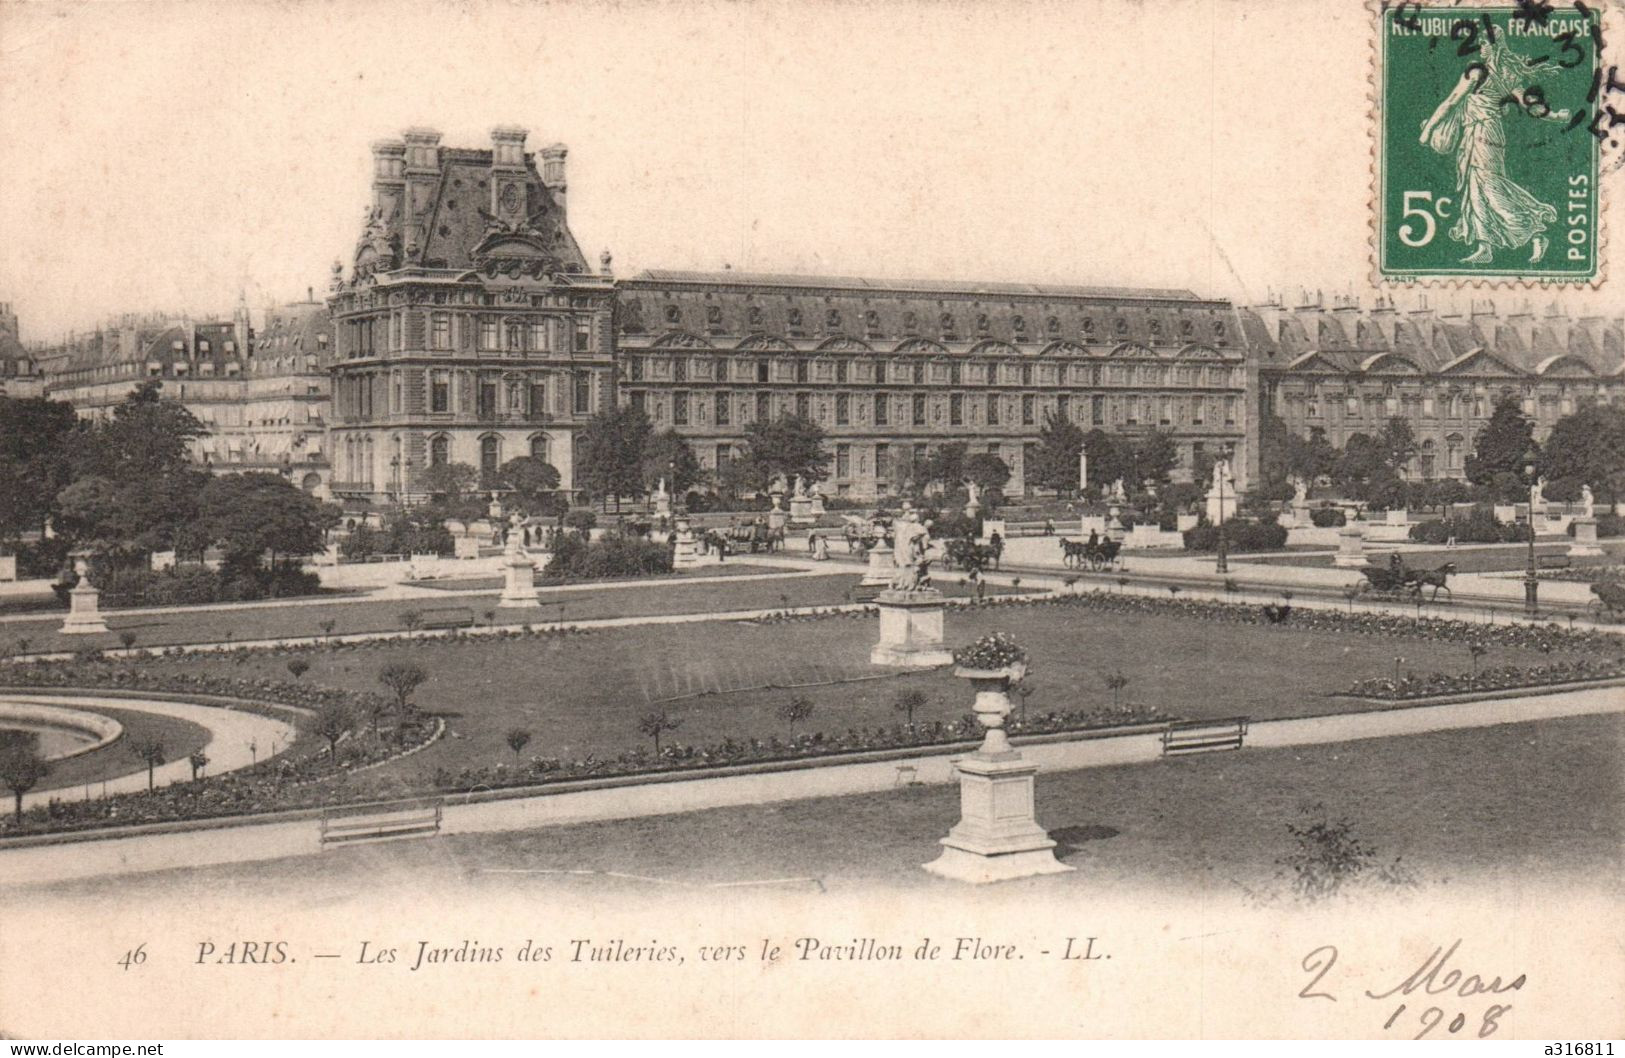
[952,633,1028,756]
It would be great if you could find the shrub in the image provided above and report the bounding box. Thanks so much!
[544,536,671,579]
[1309,507,1347,528]
[562,509,598,531]
[953,632,1028,671]
[1182,521,1289,553]
[1409,506,1529,544]
[1569,512,1623,538]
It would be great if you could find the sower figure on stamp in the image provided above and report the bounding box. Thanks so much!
[1420,39,1570,265]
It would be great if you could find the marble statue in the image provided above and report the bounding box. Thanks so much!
[793,474,807,498]
[1581,483,1595,518]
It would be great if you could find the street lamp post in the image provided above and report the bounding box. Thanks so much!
[1215,445,1232,575]
[1523,449,1539,618]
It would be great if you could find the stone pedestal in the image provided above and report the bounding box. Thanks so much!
[1291,504,1312,529]
[672,522,704,569]
[496,546,538,608]
[1106,504,1126,544]
[1332,522,1367,568]
[767,494,787,531]
[870,589,952,667]
[1205,488,1236,526]
[924,667,1071,884]
[789,494,814,525]
[861,547,896,586]
[61,562,109,635]
[654,492,671,519]
[0,555,15,582]
[809,494,826,517]
[1569,517,1604,557]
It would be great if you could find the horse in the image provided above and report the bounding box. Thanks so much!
[1404,562,1456,602]
[1059,537,1089,569]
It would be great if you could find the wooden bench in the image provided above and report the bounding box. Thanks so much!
[418,606,476,630]
[1536,553,1572,570]
[1161,716,1249,757]
[320,796,444,847]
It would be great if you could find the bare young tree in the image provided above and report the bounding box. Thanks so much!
[0,733,50,822]
[377,661,429,713]
[636,710,682,755]
[126,735,167,792]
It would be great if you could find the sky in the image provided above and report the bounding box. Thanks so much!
[1,0,1619,342]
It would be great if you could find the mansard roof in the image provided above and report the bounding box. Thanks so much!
[1246,303,1625,382]
[617,270,1242,352]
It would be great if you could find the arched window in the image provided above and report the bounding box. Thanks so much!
[480,435,500,479]
[429,435,450,467]
[529,434,549,462]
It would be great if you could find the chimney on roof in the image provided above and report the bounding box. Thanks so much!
[402,128,442,264]
[489,126,530,228]
[370,137,406,240]
[540,142,567,215]
[234,291,250,357]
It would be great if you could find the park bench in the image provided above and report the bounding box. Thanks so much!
[417,606,476,630]
[1161,716,1249,757]
[1536,553,1572,570]
[319,796,444,847]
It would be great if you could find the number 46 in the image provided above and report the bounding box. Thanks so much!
[1398,190,1453,247]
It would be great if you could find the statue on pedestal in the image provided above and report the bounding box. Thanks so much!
[889,511,935,593]
[793,474,807,498]
[1581,483,1596,519]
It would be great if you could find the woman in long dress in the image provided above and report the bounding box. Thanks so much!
[1419,39,1571,264]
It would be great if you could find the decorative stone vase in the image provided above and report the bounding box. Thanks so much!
[954,663,1026,756]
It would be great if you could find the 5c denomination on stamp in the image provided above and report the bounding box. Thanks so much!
[1377,1,1605,284]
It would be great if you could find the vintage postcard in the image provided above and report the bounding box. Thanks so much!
[0,0,1621,1043]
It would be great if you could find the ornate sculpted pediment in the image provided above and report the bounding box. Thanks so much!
[1175,343,1223,360]
[894,338,948,356]
[1038,341,1089,358]
[1109,342,1157,359]
[968,340,1019,357]
[651,331,713,349]
[1359,352,1423,375]
[735,334,796,352]
[817,336,872,352]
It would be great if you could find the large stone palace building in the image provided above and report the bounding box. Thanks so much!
[615,271,1251,498]
[14,130,1625,504]
[324,127,616,501]
[1247,292,1625,481]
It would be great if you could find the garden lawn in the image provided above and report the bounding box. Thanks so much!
[36,712,1623,900]
[28,707,211,794]
[404,561,790,592]
[87,592,1604,785]
[0,572,874,657]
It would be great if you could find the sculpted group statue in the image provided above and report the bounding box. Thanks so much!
[769,473,789,495]
[792,474,808,498]
[888,508,935,593]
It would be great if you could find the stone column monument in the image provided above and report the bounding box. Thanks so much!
[61,557,110,635]
[788,475,815,526]
[671,513,704,569]
[1332,519,1366,568]
[653,477,671,519]
[925,635,1072,884]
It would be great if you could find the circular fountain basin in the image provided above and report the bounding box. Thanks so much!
[0,701,124,761]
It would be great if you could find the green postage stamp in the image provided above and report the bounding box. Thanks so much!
[1376,1,1608,284]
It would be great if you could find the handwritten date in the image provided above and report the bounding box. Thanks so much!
[1298,939,1525,1039]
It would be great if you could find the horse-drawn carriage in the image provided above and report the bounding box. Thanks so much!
[1058,536,1121,571]
[941,537,997,573]
[719,521,785,554]
[1589,580,1625,620]
[1356,557,1456,601]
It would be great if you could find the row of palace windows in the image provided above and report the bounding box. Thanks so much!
[345,314,595,358]
[630,389,1241,430]
[1289,392,1582,420]
[627,300,1231,346]
[427,433,553,475]
[626,355,1241,388]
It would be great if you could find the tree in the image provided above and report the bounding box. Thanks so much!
[494,457,564,516]
[1127,429,1180,489]
[1080,428,1127,495]
[963,453,1011,494]
[777,696,814,737]
[1103,670,1129,709]
[1466,395,1538,494]
[637,709,682,755]
[639,430,702,498]
[505,727,533,763]
[1031,411,1086,493]
[0,731,49,822]
[126,735,166,792]
[377,661,429,711]
[1379,417,1419,477]
[737,414,829,489]
[312,702,354,760]
[1541,402,1625,503]
[892,689,928,727]
[286,658,310,679]
[193,472,332,574]
[919,443,969,493]
[1336,433,1388,496]
[576,405,654,508]
[0,396,77,542]
[188,752,208,780]
[417,462,482,516]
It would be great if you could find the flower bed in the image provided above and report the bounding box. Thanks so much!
[431,703,1164,796]
[1345,659,1625,700]
[1538,565,1625,585]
